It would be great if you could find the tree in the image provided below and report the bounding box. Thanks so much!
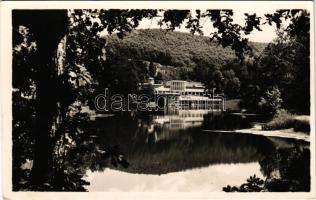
[156,72,164,82]
[13,9,310,190]
[255,20,310,113]
[149,61,157,78]
[13,10,69,187]
[258,87,283,115]
[222,69,241,98]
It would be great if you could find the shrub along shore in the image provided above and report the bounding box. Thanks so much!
[262,109,310,133]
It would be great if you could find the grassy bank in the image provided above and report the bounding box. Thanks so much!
[262,110,310,133]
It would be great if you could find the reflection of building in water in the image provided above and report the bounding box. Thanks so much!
[142,79,225,111]
[153,110,208,130]
[146,110,209,143]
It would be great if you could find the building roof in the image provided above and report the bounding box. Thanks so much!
[179,95,222,101]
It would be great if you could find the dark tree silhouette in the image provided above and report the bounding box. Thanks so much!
[12,9,310,190]
[13,10,68,187]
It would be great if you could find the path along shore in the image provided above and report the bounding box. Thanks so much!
[203,116,310,142]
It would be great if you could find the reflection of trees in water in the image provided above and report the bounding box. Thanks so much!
[93,114,276,174]
[14,107,309,191]
[202,113,270,130]
[260,146,310,191]
[12,9,310,192]
[13,108,129,191]
[223,146,310,192]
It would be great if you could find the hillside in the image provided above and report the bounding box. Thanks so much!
[105,29,267,70]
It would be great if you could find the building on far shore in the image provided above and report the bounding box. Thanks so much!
[141,78,225,111]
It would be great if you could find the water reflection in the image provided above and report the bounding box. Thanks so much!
[90,111,309,181]
[85,162,264,192]
[13,110,310,191]
[223,146,310,192]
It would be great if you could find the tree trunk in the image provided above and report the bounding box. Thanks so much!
[13,10,68,188]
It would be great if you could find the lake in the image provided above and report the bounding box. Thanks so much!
[83,110,310,192]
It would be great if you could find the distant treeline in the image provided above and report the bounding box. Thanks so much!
[104,29,266,95]
[106,29,266,68]
[103,29,309,114]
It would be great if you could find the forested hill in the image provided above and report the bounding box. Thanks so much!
[105,29,267,69]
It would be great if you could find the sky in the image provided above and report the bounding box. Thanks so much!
[136,8,282,43]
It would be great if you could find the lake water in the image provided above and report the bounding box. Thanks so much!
[85,163,263,192]
[83,110,310,192]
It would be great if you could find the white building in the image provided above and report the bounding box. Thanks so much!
[143,79,225,111]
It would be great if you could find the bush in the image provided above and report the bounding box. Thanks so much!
[262,109,295,130]
[223,174,265,192]
[262,110,310,133]
[259,87,283,115]
[293,120,310,133]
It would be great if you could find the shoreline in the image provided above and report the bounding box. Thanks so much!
[202,124,310,142]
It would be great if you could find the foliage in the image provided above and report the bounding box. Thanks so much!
[99,9,310,106]
[222,70,241,97]
[262,109,295,130]
[224,146,310,192]
[12,26,37,190]
[204,10,255,59]
[241,10,310,113]
[262,109,310,133]
[106,28,265,72]
[12,8,310,191]
[105,29,266,98]
[254,36,310,113]
[260,146,310,191]
[258,87,283,115]
[223,175,265,192]
[293,120,310,133]
[149,61,156,77]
